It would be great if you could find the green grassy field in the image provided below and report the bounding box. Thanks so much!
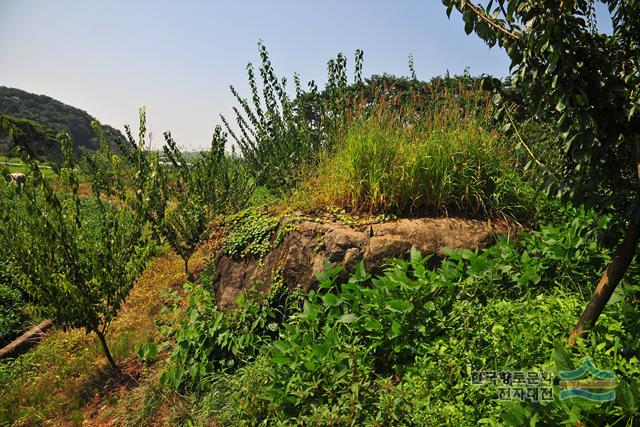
[0,155,57,180]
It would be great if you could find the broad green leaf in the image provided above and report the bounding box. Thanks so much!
[338,313,358,324]
[410,246,422,264]
[363,317,382,332]
[271,355,293,365]
[322,293,339,306]
[616,379,638,412]
[386,299,414,313]
[552,341,574,372]
[391,321,401,337]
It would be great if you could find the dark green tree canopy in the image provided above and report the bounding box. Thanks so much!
[442,0,640,344]
[444,0,640,213]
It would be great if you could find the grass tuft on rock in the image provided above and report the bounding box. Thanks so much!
[297,106,539,221]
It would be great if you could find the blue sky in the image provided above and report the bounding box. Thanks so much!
[2,1,516,149]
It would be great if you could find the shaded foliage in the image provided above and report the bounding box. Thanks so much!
[443,0,640,215]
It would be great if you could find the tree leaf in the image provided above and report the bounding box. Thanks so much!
[322,293,338,306]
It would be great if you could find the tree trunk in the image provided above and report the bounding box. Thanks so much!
[95,329,120,373]
[568,214,640,345]
[184,257,190,280]
[568,133,640,345]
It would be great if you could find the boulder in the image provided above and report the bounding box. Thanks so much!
[213,217,517,308]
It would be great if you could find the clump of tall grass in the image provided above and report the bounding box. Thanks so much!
[299,92,539,219]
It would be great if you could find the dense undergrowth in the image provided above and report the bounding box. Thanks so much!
[157,205,640,426]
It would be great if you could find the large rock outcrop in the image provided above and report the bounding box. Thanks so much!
[213,217,518,308]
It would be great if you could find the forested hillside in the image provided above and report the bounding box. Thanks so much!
[0,86,124,159]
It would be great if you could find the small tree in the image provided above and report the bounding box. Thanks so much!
[161,196,208,279]
[158,127,253,278]
[163,126,254,215]
[119,107,171,240]
[222,42,364,190]
[442,0,640,343]
[0,123,152,371]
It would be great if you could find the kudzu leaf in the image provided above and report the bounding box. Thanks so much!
[386,299,414,313]
[189,364,198,379]
[423,301,436,312]
[271,355,293,365]
[552,341,574,371]
[410,246,422,264]
[322,293,338,306]
[304,360,318,372]
[391,321,401,337]
[363,317,382,332]
[616,379,638,412]
[338,313,358,324]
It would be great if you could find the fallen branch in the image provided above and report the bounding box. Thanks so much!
[0,319,54,359]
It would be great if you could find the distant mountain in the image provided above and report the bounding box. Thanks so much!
[0,86,125,160]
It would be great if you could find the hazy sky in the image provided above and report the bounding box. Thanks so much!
[1,1,517,149]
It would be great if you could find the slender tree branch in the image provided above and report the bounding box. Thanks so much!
[505,108,544,168]
[463,1,520,40]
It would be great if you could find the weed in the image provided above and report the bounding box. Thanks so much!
[222,208,285,259]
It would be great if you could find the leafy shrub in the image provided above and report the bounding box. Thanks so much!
[161,281,298,392]
[162,205,640,425]
[441,205,613,301]
[258,254,447,406]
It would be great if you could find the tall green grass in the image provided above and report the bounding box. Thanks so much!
[302,106,539,219]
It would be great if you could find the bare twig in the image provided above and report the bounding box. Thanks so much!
[505,108,543,168]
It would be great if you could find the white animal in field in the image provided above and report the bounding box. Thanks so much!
[8,172,26,185]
